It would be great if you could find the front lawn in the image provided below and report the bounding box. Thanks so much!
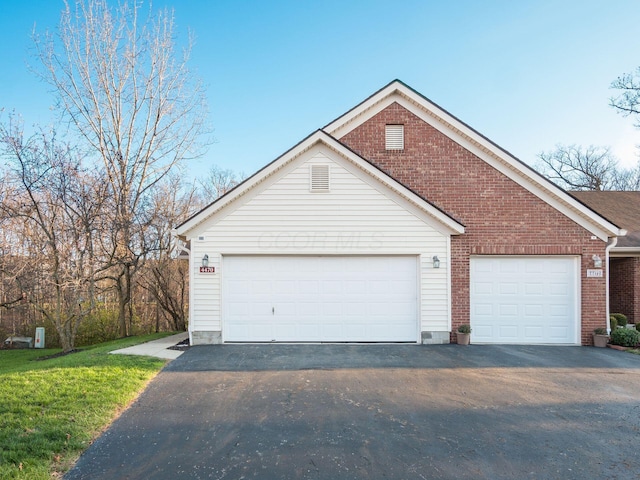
[0,333,174,479]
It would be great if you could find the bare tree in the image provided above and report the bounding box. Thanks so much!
[33,0,208,336]
[536,144,638,191]
[0,119,99,352]
[611,66,640,125]
[138,175,194,332]
[198,165,243,203]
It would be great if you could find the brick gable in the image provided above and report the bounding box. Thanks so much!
[339,102,608,344]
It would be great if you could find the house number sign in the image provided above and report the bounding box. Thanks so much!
[586,269,603,278]
[199,266,216,273]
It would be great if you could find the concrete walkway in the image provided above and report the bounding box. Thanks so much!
[109,332,188,360]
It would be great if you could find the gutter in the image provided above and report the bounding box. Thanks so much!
[605,237,619,334]
[171,229,192,345]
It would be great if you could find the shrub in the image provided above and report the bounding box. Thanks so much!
[75,308,120,346]
[457,324,471,334]
[611,313,628,327]
[610,328,640,347]
[593,327,607,335]
[610,316,618,330]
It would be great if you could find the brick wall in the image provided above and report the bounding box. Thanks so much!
[610,257,639,324]
[339,102,608,345]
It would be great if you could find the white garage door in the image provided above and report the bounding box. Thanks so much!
[470,256,579,344]
[223,256,418,342]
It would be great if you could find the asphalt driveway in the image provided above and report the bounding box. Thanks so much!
[66,345,640,479]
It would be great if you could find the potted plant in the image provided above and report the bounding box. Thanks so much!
[592,327,609,348]
[457,324,471,345]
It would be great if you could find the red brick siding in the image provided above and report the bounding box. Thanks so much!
[339,102,608,345]
[610,257,640,324]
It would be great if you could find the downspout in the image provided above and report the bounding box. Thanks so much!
[171,229,192,344]
[605,236,618,334]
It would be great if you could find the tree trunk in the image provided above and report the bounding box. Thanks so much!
[117,266,132,337]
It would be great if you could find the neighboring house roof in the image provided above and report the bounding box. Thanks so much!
[570,191,640,251]
[176,130,466,237]
[325,79,624,241]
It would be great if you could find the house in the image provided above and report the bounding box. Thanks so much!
[570,191,640,324]
[176,80,626,346]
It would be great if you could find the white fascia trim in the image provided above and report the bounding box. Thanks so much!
[326,81,624,241]
[325,81,401,136]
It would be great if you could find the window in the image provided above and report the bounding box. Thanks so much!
[310,164,330,192]
[385,124,404,150]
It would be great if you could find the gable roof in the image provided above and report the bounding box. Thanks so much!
[176,130,465,237]
[324,79,625,241]
[570,191,640,250]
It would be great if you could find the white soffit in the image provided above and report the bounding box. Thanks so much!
[176,130,465,237]
[324,81,624,241]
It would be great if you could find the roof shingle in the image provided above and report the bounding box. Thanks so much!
[570,191,640,249]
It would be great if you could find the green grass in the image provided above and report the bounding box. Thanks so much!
[0,333,176,479]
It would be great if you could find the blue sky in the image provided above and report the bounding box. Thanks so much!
[1,0,640,180]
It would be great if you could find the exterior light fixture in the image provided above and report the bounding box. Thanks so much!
[432,255,440,269]
[202,254,209,267]
[592,254,602,269]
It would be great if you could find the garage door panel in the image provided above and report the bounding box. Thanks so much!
[550,262,570,274]
[500,283,518,295]
[525,262,543,274]
[474,303,493,316]
[524,283,543,295]
[322,303,342,315]
[524,304,543,316]
[250,302,272,315]
[475,282,493,294]
[223,256,418,342]
[298,280,319,293]
[550,283,568,295]
[549,326,570,340]
[252,281,272,294]
[499,261,518,274]
[500,325,518,338]
[471,256,578,344]
[524,325,543,339]
[321,281,342,294]
[500,304,518,316]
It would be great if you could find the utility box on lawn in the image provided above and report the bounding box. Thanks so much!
[35,327,45,348]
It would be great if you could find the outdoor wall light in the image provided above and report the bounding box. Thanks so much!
[202,254,209,267]
[592,254,602,269]
[432,255,440,269]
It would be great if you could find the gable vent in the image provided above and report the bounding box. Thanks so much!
[310,164,330,192]
[385,124,404,150]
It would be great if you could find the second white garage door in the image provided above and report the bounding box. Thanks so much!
[223,256,418,342]
[470,256,579,344]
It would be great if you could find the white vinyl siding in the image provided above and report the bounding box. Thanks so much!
[189,146,451,338]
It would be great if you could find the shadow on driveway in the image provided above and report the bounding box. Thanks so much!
[167,343,640,372]
[66,345,640,480]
